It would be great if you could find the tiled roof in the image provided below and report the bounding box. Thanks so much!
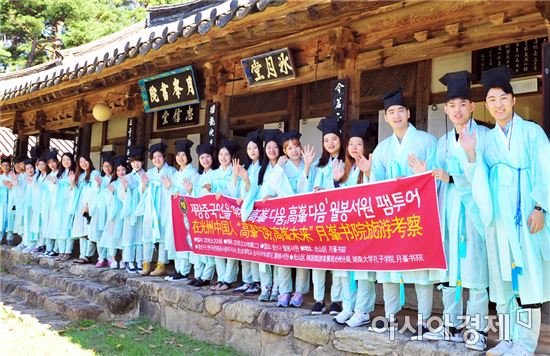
[0,0,283,102]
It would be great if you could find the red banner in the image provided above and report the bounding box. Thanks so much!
[172,172,446,271]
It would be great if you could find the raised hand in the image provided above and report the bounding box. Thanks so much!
[302,144,315,166]
[459,129,477,162]
[332,159,345,181]
[232,158,241,180]
[356,153,372,176]
[107,183,114,193]
[183,178,193,195]
[408,153,427,174]
[94,174,102,187]
[161,175,172,189]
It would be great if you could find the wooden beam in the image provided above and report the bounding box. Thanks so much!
[414,30,428,42]
[445,23,461,35]
[229,110,288,129]
[356,13,546,69]
[489,12,507,25]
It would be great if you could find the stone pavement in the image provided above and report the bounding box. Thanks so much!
[0,246,548,356]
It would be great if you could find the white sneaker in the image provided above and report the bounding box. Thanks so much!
[502,343,533,356]
[486,340,513,356]
[333,310,354,325]
[462,329,485,350]
[424,326,463,342]
[346,311,371,327]
[22,246,34,253]
[13,244,26,251]
[109,260,119,269]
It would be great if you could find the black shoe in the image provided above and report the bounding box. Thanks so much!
[165,272,187,282]
[411,324,430,341]
[186,278,198,285]
[369,317,398,332]
[37,246,46,253]
[311,301,326,315]
[329,302,342,315]
[194,279,210,287]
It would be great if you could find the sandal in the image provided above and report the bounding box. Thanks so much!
[74,256,90,264]
[217,282,231,291]
[60,254,71,261]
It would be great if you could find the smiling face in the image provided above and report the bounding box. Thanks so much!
[1,161,10,173]
[265,141,280,162]
[444,98,475,127]
[102,161,113,176]
[15,162,25,173]
[130,159,143,172]
[152,151,165,169]
[218,147,231,168]
[47,159,58,171]
[61,155,72,169]
[323,133,341,157]
[247,141,260,162]
[175,151,189,168]
[116,165,127,177]
[485,87,515,125]
[347,137,364,160]
[37,160,47,173]
[283,138,301,161]
[25,163,35,176]
[79,157,90,171]
[384,105,410,132]
[199,153,213,171]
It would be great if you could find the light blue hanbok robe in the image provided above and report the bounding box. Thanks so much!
[87,175,111,243]
[435,119,489,290]
[0,173,12,235]
[30,173,50,237]
[69,171,101,238]
[370,123,438,285]
[13,173,26,236]
[99,179,124,250]
[473,114,550,305]
[192,169,216,266]
[171,165,198,261]
[22,173,37,244]
[47,170,73,241]
[119,169,144,252]
[136,163,176,247]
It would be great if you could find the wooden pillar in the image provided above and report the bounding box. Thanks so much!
[15,135,28,157]
[134,112,147,147]
[287,86,300,131]
[78,123,92,156]
[38,131,50,151]
[415,60,432,131]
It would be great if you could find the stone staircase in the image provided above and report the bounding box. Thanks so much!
[0,245,548,356]
[0,247,138,322]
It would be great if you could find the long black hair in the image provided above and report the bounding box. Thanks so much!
[57,152,76,179]
[243,140,264,170]
[74,155,96,187]
[317,132,345,168]
[257,140,283,186]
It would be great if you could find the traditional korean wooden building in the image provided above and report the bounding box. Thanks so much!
[0,0,549,165]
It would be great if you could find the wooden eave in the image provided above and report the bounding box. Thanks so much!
[0,0,547,135]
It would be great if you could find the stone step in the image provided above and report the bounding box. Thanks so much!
[1,293,71,331]
[1,273,110,321]
[6,264,137,317]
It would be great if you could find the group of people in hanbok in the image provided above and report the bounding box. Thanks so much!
[1,65,548,355]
